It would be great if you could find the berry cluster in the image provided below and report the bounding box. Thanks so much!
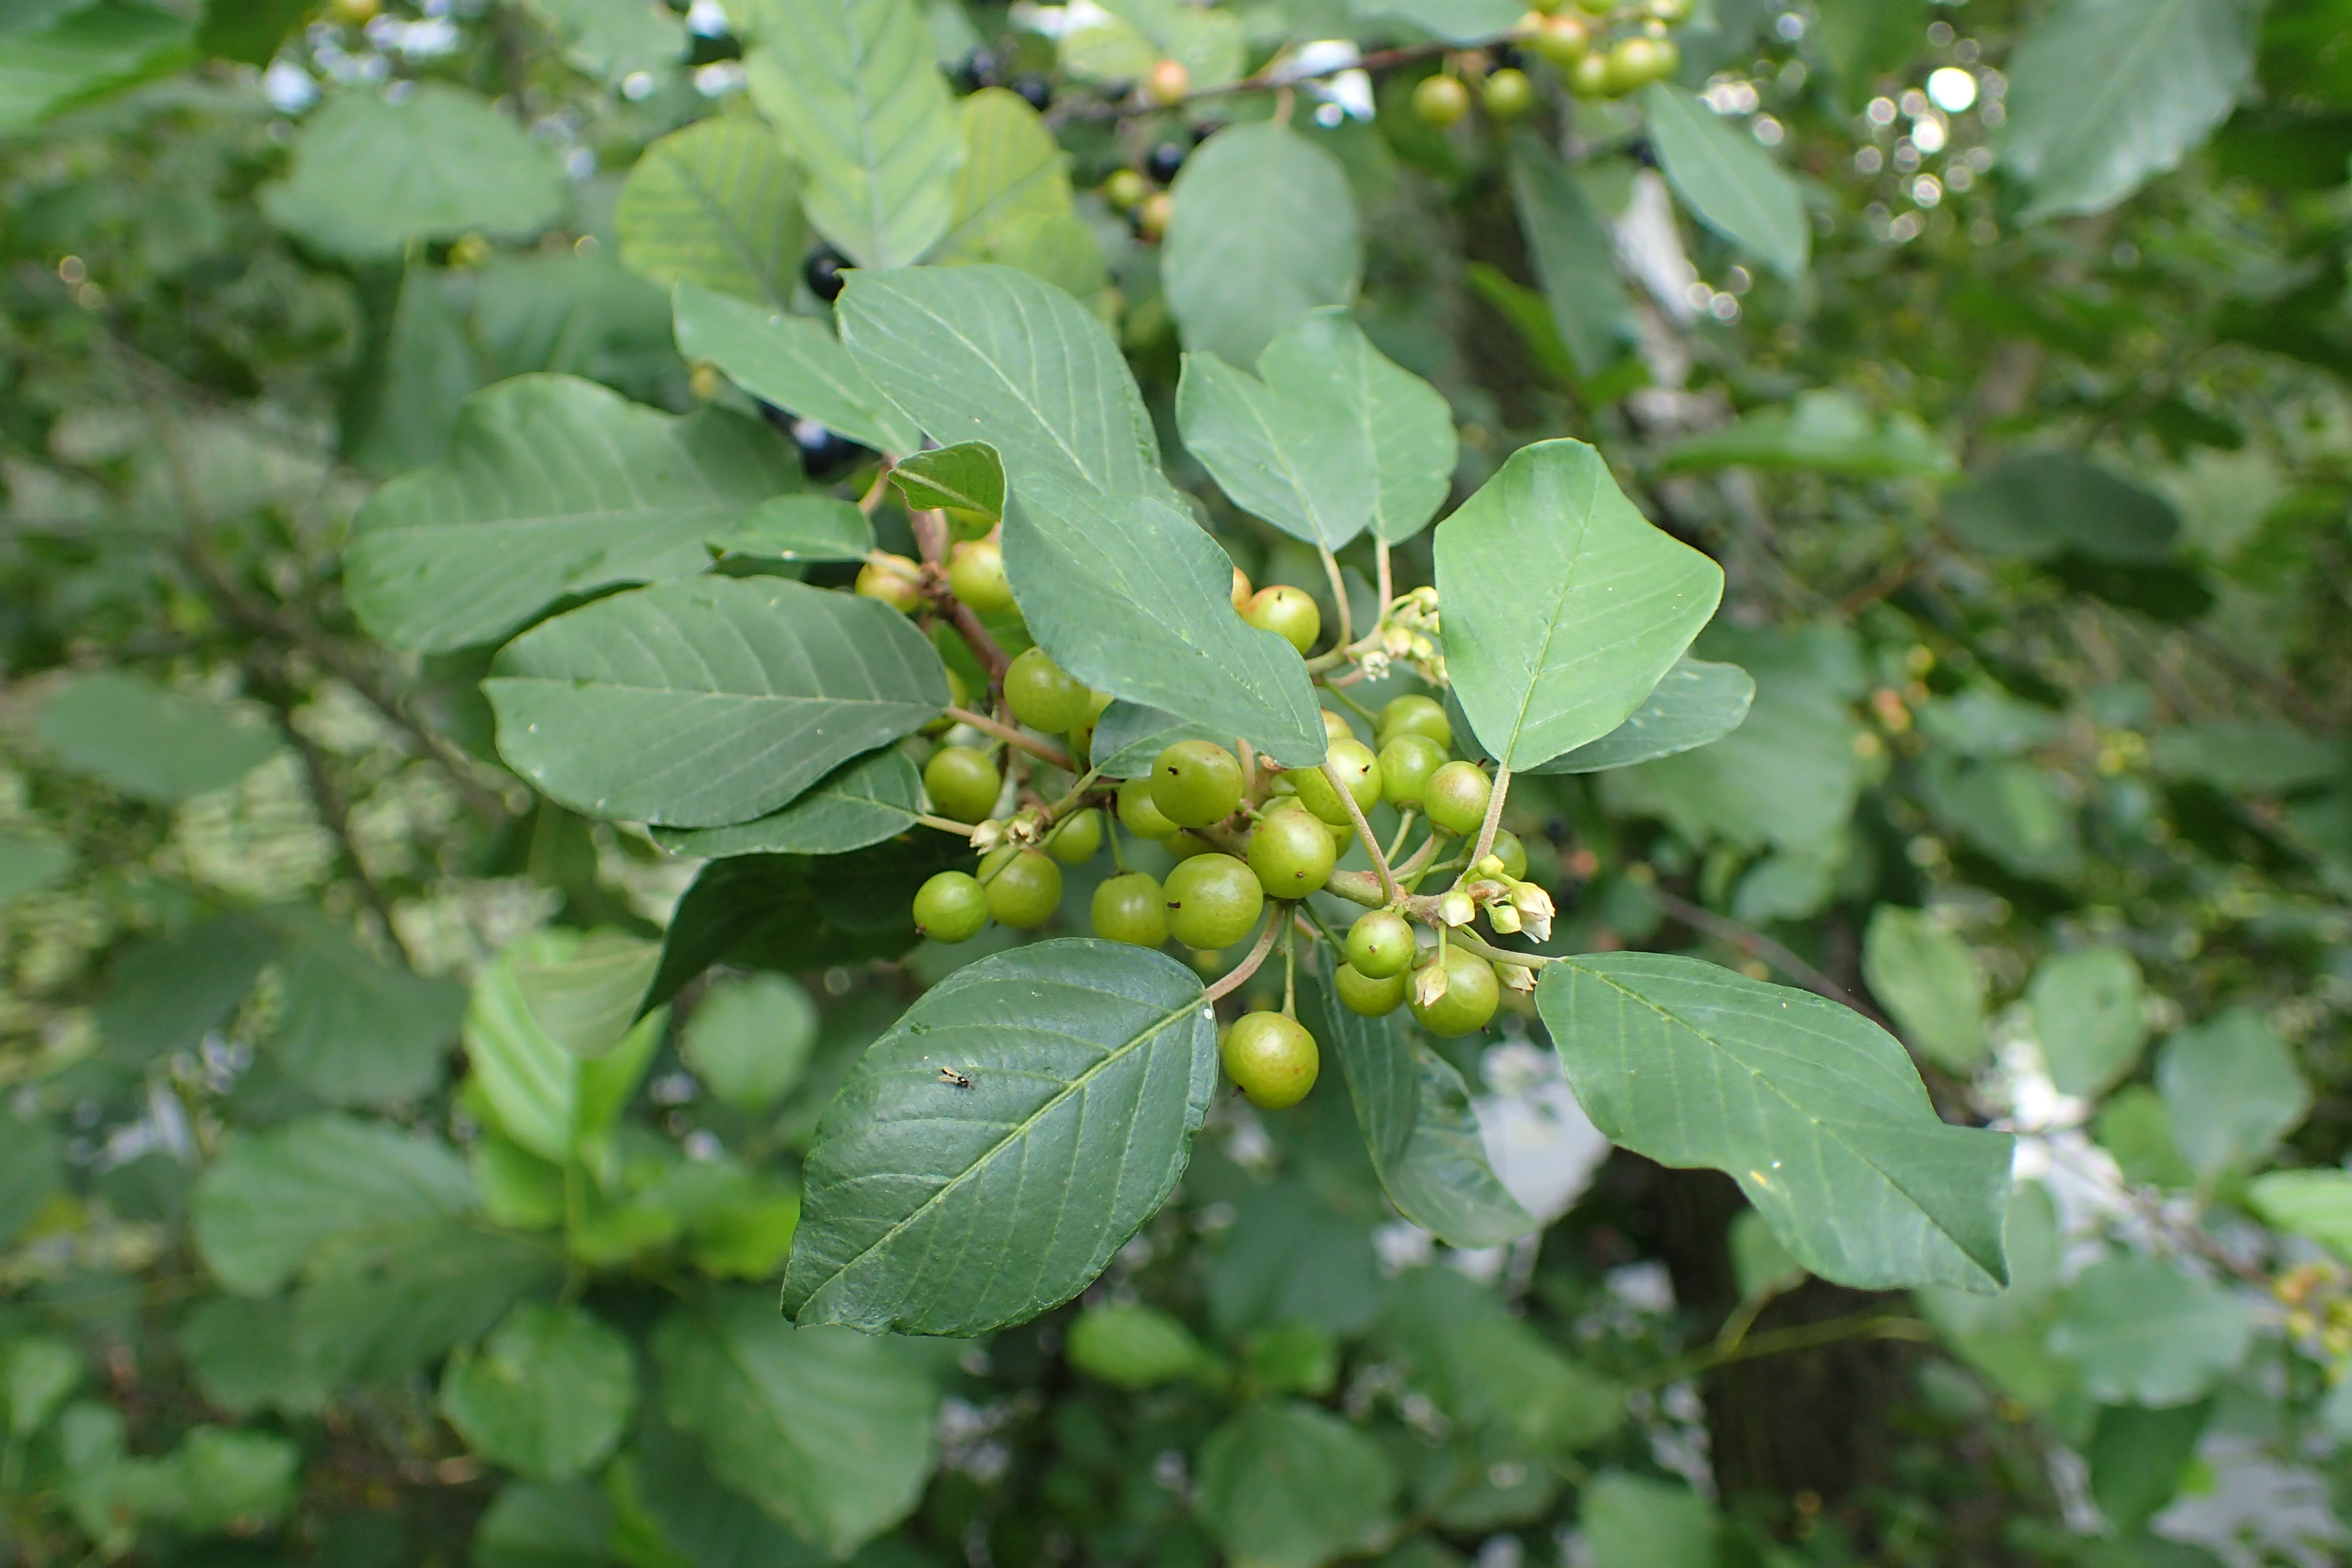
[1412,0,1689,130]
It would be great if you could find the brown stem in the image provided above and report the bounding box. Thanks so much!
[1074,37,1476,121]
[910,506,948,568]
[946,602,1011,682]
[1467,763,1511,872]
[945,706,1073,770]
[1323,757,1399,905]
[1626,1309,1935,1393]
[1203,913,1284,1004]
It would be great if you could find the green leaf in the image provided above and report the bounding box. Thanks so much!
[785,939,1218,1335]
[298,1223,562,1387]
[0,831,72,902]
[1537,953,2013,1291]
[1066,1303,1215,1389]
[38,672,280,803]
[1860,905,1989,1073]
[2028,945,2149,1097]
[1005,482,1330,765]
[2248,1169,2352,1262]
[349,263,487,477]
[1915,1183,2074,1411]
[2088,1398,2213,1535]
[0,1,192,133]
[2156,1008,2309,1178]
[520,0,686,82]
[346,374,800,653]
[890,439,1005,518]
[1195,1401,1398,1568]
[1350,0,1524,44]
[3,1337,84,1438]
[1661,390,1957,479]
[197,0,314,65]
[2149,720,2344,793]
[1088,701,1228,780]
[95,915,278,1065]
[1207,1182,1381,1338]
[1505,135,1640,379]
[681,972,821,1111]
[1579,1471,1717,1568]
[2094,1086,2196,1191]
[1639,82,1809,279]
[474,1480,615,1568]
[1524,656,1754,775]
[672,280,922,455]
[273,925,467,1106]
[1177,307,1456,550]
[179,1297,330,1418]
[1300,975,1535,1248]
[705,494,874,561]
[0,1110,62,1249]
[654,1294,938,1557]
[440,1303,638,1482]
[1810,0,1928,112]
[2050,1254,2252,1406]
[1380,1267,1623,1453]
[1098,0,1245,87]
[630,1405,827,1568]
[1435,439,1724,770]
[836,264,1175,504]
[464,930,668,1162]
[650,746,923,857]
[485,576,949,827]
[738,0,961,268]
[261,83,569,259]
[1999,0,2255,222]
[193,1114,477,1294]
[1164,124,1363,369]
[1731,1208,1806,1300]
[1944,452,2181,562]
[935,87,1077,265]
[617,116,807,308]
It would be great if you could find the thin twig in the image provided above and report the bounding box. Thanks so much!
[1069,37,1472,121]
[1652,887,1896,1033]
[946,602,1011,682]
[1468,763,1511,872]
[1318,546,1353,651]
[1323,757,1399,905]
[1626,1309,1935,1392]
[946,706,1074,770]
[1203,914,1284,1004]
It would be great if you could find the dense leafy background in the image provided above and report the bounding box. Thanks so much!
[5,3,2352,1568]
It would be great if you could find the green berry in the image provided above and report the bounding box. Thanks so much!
[1243,585,1321,654]
[1412,74,1471,129]
[947,540,1015,614]
[943,506,994,541]
[1150,739,1246,828]
[1482,67,1534,119]
[1569,50,1611,95]
[1409,946,1501,1037]
[1320,708,1355,744]
[1247,807,1337,898]
[855,554,924,614]
[921,664,971,738]
[1166,828,1221,862]
[1335,962,1409,1017]
[1092,871,1169,947]
[1221,1012,1318,1109]
[979,846,1062,929]
[912,871,989,943]
[1377,733,1448,810]
[1376,694,1452,751]
[1046,807,1104,864]
[1489,828,1528,882]
[1424,760,1493,836]
[1163,852,1264,950]
[923,745,1001,823]
[1117,776,1179,839]
[1006,647,1092,732]
[1344,910,1416,979]
[1531,11,1590,65]
[1105,167,1150,211]
[1286,738,1381,826]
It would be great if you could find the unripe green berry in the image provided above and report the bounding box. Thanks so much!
[1105,168,1150,211]
[1046,807,1104,864]
[1412,73,1471,129]
[1482,67,1534,119]
[1091,871,1169,946]
[1117,776,1179,839]
[1377,733,1448,810]
[943,506,994,541]
[1335,963,1409,1017]
[1166,828,1220,862]
[1221,1011,1318,1109]
[1409,946,1501,1037]
[921,664,971,738]
[1151,739,1246,828]
[855,554,924,614]
[1247,807,1337,898]
[1569,50,1611,95]
[1376,694,1452,751]
[1490,827,1528,881]
[1162,852,1264,951]
[1320,708,1354,743]
[979,846,1062,929]
[1530,11,1590,64]
[923,745,1001,823]
[1005,647,1092,732]
[947,540,1015,614]
[1285,738,1381,826]
[1243,584,1321,654]
[912,871,989,943]
[1423,761,1493,836]
[1344,910,1416,979]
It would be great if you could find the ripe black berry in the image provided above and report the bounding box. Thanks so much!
[803,245,847,302]
[1143,141,1186,184]
[955,47,1000,92]
[1010,72,1053,111]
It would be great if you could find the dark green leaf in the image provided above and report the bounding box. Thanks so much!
[2027,945,2148,1097]
[1860,905,1988,1073]
[2050,1255,2252,1406]
[1164,124,1363,369]
[0,1110,62,1248]
[673,280,921,455]
[890,440,1004,518]
[1195,1401,1397,1568]
[617,118,807,308]
[197,0,314,65]
[1524,656,1754,775]
[0,832,73,902]
[1066,1303,1215,1389]
[2149,720,2344,793]
[1300,975,1534,1248]
[261,83,569,259]
[1206,1182,1382,1338]
[786,940,1218,1335]
[1944,452,2180,563]
[1435,439,1724,769]
[1661,390,1956,478]
[296,1223,562,1386]
[38,672,280,803]
[464,929,667,1162]
[654,1294,938,1556]
[1579,1472,1717,1568]
[96,915,278,1066]
[2088,1399,2213,1534]
[705,494,874,561]
[1999,0,2254,221]
[2248,1169,2352,1261]
[1380,1267,1623,1453]
[1639,82,1808,278]
[630,1406,828,1568]
[485,576,950,827]
[936,87,1096,292]
[473,1480,614,1568]
[680,972,821,1111]
[179,1297,331,1417]
[1810,0,1927,111]
[273,925,465,1106]
[654,747,924,857]
[0,1,193,133]
[1087,701,1228,780]
[439,1303,637,1481]
[1505,136,1640,379]
[347,374,800,653]
[2155,1008,2308,1177]
[1537,954,2013,1291]
[520,0,685,82]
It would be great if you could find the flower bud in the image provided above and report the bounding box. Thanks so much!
[1487,902,1522,935]
[1498,962,1538,994]
[1414,962,1451,1008]
[1440,890,1475,927]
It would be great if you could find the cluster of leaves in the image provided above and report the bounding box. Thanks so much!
[4,1,2352,1567]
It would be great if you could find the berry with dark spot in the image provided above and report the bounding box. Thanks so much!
[1010,72,1053,110]
[803,245,847,302]
[1144,140,1187,184]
